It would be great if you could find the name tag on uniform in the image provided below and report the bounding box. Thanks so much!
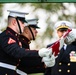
[70,51,76,62]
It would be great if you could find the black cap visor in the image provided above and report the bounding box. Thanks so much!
[58,28,68,32]
[29,25,40,29]
[17,17,27,23]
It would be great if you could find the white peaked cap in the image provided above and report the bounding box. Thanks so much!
[27,19,38,25]
[54,21,73,30]
[25,19,40,28]
[7,10,28,18]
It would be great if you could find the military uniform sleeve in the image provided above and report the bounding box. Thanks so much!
[0,33,39,59]
[18,57,45,74]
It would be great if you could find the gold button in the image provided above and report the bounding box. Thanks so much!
[59,62,62,65]
[67,70,70,73]
[67,63,70,66]
[28,41,31,44]
[59,69,62,72]
[17,63,19,66]
[23,38,24,40]
[15,34,17,36]
[19,59,21,62]
[17,38,19,40]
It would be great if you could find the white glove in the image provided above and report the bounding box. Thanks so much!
[42,54,55,67]
[65,30,76,44]
[38,48,52,57]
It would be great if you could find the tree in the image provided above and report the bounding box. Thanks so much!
[0,3,76,48]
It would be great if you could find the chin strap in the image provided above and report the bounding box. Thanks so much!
[28,26,35,40]
[16,18,22,34]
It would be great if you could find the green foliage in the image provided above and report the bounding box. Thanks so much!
[0,4,4,17]
[0,3,76,48]
[30,3,63,12]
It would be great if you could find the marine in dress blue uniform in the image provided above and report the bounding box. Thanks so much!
[18,19,46,74]
[0,10,44,75]
[46,21,76,75]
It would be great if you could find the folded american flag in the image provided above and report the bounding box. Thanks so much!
[49,29,72,56]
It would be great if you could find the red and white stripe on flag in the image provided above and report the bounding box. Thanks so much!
[49,29,72,56]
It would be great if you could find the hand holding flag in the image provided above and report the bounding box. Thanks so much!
[48,29,72,56]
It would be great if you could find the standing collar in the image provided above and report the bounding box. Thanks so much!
[19,35,31,44]
[6,27,19,37]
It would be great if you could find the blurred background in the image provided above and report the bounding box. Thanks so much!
[0,3,76,75]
